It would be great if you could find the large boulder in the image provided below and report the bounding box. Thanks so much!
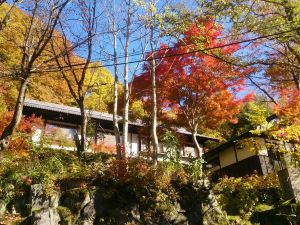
[61,188,90,215]
[31,208,60,225]
[79,199,96,225]
[60,187,97,225]
[56,206,75,225]
[30,184,59,211]
[30,184,60,225]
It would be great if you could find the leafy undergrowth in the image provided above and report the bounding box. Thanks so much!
[0,214,24,225]
[0,147,112,202]
[1,147,296,225]
[213,174,286,224]
[0,147,225,224]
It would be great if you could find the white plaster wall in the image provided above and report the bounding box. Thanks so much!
[219,146,236,168]
[129,133,139,157]
[236,144,256,161]
[158,143,166,153]
[140,138,148,152]
[32,129,42,143]
[236,138,263,160]
[183,146,197,157]
[102,133,116,145]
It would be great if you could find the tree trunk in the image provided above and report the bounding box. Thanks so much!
[149,5,159,164]
[122,2,131,157]
[78,99,87,154]
[150,44,159,164]
[123,52,129,156]
[192,129,202,159]
[113,26,122,159]
[0,76,30,151]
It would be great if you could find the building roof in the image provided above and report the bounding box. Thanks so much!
[24,99,143,126]
[203,132,262,158]
[174,127,219,142]
[204,115,279,158]
[24,99,218,141]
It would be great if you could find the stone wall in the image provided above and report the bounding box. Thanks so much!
[1,183,226,225]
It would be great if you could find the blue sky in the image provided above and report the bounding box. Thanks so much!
[8,0,272,99]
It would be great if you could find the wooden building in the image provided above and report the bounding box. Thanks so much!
[203,132,280,179]
[22,99,300,200]
[23,99,218,159]
[203,130,300,201]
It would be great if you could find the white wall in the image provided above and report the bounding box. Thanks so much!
[32,129,42,143]
[219,146,237,168]
[128,133,139,157]
[236,142,256,161]
[32,121,201,160]
[183,146,197,157]
[101,133,116,146]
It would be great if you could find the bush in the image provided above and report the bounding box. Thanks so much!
[0,147,109,204]
[250,201,300,225]
[0,112,43,153]
[0,146,233,224]
[213,173,283,219]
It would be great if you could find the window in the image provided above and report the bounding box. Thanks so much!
[182,146,196,157]
[44,122,77,147]
[92,132,116,154]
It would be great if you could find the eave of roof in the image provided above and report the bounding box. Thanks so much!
[203,115,281,159]
[175,127,219,142]
[203,132,261,158]
[24,99,143,126]
[24,99,218,141]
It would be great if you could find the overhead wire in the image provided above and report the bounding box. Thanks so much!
[31,26,300,74]
[54,20,300,65]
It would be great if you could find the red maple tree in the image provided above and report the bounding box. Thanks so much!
[132,18,253,157]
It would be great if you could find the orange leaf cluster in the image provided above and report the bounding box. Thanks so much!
[0,112,43,153]
[132,19,252,130]
[274,89,300,122]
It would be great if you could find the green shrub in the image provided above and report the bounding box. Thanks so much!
[0,145,229,224]
[186,158,205,183]
[250,201,300,225]
[213,173,283,219]
[0,147,108,202]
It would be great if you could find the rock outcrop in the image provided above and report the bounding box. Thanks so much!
[0,182,228,225]
[30,184,60,225]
